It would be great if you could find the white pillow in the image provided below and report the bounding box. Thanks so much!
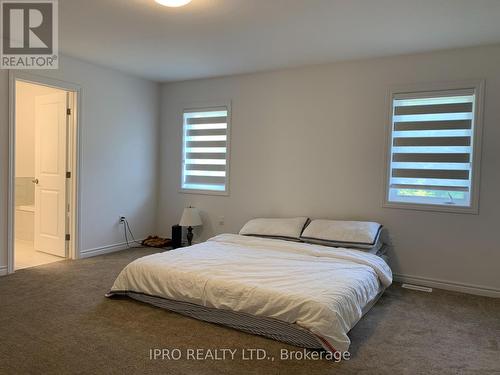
[301,220,383,250]
[239,217,310,241]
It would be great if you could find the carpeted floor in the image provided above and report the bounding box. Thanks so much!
[0,247,499,375]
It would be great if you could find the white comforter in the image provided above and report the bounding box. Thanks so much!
[110,234,392,352]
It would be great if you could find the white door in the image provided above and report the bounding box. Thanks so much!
[34,92,68,257]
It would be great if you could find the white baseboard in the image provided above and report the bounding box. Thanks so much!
[394,273,500,298]
[80,240,143,259]
[0,266,7,276]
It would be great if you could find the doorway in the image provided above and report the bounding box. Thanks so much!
[8,74,81,272]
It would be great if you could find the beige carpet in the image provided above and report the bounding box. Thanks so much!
[0,247,498,375]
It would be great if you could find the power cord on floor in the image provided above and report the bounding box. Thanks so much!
[121,218,172,251]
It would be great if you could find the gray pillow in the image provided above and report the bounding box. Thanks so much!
[239,217,310,241]
[301,219,383,251]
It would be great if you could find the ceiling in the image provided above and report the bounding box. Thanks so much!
[59,0,500,82]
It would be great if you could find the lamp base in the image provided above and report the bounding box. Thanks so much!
[186,226,193,246]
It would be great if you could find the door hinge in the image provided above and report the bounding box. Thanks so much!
[65,234,71,241]
[67,108,71,115]
[66,171,71,178]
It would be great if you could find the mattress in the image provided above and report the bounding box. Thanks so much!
[108,234,392,352]
[108,288,385,350]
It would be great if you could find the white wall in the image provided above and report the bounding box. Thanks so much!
[158,44,500,294]
[0,55,160,271]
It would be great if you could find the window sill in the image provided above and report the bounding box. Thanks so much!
[179,188,229,197]
[382,201,478,215]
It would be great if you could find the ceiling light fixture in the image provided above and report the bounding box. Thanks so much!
[155,0,192,7]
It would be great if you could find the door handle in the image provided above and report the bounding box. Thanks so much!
[32,178,39,184]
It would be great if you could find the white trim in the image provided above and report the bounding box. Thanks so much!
[7,71,83,274]
[0,266,7,276]
[7,72,15,274]
[80,240,145,259]
[382,79,485,215]
[179,100,231,197]
[80,242,128,259]
[394,273,500,298]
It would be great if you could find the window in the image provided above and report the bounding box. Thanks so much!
[385,82,484,213]
[181,106,230,194]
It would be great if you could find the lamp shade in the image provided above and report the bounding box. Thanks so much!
[155,0,192,7]
[179,207,202,227]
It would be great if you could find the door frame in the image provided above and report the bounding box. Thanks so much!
[7,71,83,274]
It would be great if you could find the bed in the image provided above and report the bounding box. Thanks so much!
[107,233,392,353]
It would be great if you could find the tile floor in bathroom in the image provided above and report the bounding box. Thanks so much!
[15,240,65,270]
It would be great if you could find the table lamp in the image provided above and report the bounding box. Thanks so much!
[179,207,202,246]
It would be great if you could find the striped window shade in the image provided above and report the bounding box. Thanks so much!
[182,107,229,193]
[387,89,477,208]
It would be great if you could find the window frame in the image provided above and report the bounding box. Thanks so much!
[382,80,485,214]
[179,101,231,196]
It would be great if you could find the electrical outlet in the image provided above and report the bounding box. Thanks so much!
[218,216,225,225]
[119,216,126,224]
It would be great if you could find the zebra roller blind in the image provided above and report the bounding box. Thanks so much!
[387,88,477,208]
[182,107,229,193]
